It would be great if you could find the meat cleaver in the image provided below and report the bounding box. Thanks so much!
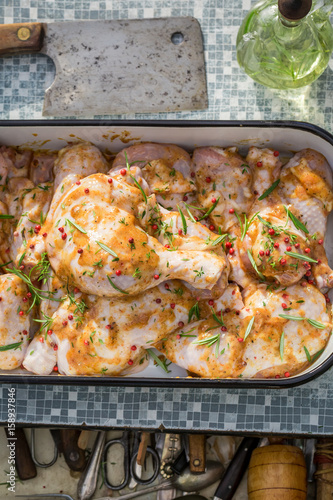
[0,18,208,116]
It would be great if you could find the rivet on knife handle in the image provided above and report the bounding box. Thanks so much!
[0,22,44,55]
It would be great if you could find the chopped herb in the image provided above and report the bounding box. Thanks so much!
[65,218,87,234]
[0,214,14,219]
[283,205,309,234]
[107,275,129,294]
[0,341,23,352]
[307,318,326,329]
[284,251,317,263]
[244,317,255,341]
[304,345,311,362]
[188,302,200,323]
[280,331,285,361]
[247,249,265,280]
[146,349,171,373]
[212,234,227,246]
[177,205,187,235]
[96,240,118,259]
[18,252,26,267]
[258,179,280,200]
[279,314,303,321]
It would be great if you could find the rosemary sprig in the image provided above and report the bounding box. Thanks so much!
[197,197,220,221]
[177,205,187,235]
[0,341,23,351]
[183,203,197,223]
[18,252,26,267]
[188,302,200,323]
[192,332,220,347]
[5,254,60,312]
[247,249,265,281]
[124,151,147,203]
[146,349,171,373]
[244,317,255,341]
[280,331,285,361]
[284,251,318,263]
[235,212,259,241]
[279,315,327,330]
[212,234,228,246]
[107,275,129,294]
[96,241,118,259]
[258,179,280,200]
[283,206,309,234]
[312,348,325,362]
[211,307,224,326]
[33,311,54,335]
[66,218,87,234]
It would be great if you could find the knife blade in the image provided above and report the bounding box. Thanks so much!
[0,18,207,117]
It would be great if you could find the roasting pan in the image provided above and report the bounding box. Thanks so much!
[1,119,333,388]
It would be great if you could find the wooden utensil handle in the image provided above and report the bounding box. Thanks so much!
[0,22,44,55]
[188,434,206,474]
[4,427,37,480]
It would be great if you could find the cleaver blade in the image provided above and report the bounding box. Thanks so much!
[0,18,208,116]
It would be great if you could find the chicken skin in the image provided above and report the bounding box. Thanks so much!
[0,274,31,370]
[0,139,332,382]
[157,282,331,378]
[44,173,227,297]
[23,280,199,376]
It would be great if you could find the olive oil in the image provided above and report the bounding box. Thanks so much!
[236,0,333,89]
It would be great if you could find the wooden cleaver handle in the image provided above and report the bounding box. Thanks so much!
[188,434,206,474]
[0,22,44,55]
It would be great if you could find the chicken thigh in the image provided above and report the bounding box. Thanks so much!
[157,282,331,378]
[192,146,253,232]
[0,274,31,370]
[44,173,228,297]
[280,149,333,290]
[23,279,198,376]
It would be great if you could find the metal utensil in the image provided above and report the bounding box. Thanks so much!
[30,428,58,469]
[0,18,207,117]
[77,430,106,500]
[156,433,182,500]
[102,460,223,500]
[103,431,160,490]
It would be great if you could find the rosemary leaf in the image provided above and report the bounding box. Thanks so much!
[0,341,23,351]
[107,275,129,294]
[247,249,265,281]
[96,241,118,259]
[304,345,311,362]
[280,331,285,361]
[307,318,326,329]
[283,205,309,234]
[66,218,87,234]
[146,349,171,373]
[258,179,280,200]
[177,205,187,235]
[284,251,317,263]
[244,316,255,341]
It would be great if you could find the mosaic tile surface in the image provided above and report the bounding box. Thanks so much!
[1,0,333,434]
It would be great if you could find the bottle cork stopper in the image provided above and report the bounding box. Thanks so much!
[278,0,312,20]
